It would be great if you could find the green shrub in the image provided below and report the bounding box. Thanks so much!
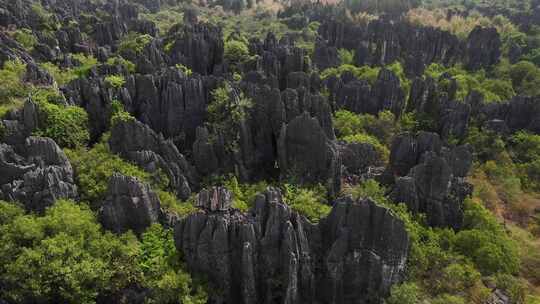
[348,179,390,205]
[175,64,193,77]
[11,29,37,51]
[138,224,207,304]
[65,138,152,204]
[71,53,98,78]
[338,49,355,65]
[157,190,197,217]
[321,64,381,84]
[385,282,421,304]
[0,200,141,303]
[118,33,153,55]
[0,200,207,304]
[224,39,250,63]
[40,62,78,85]
[223,176,268,212]
[454,200,520,275]
[281,183,330,223]
[0,59,29,117]
[33,91,89,148]
[106,56,136,73]
[104,74,125,88]
[431,294,465,304]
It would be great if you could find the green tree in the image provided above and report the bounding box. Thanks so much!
[0,200,141,304]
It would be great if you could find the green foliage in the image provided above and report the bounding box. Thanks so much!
[0,201,207,304]
[223,176,268,212]
[333,110,396,160]
[495,60,540,97]
[0,200,141,303]
[65,138,152,204]
[455,199,520,275]
[0,59,29,102]
[40,62,77,86]
[338,49,355,65]
[509,132,540,191]
[176,63,193,77]
[387,61,411,96]
[281,183,330,223]
[385,282,421,304]
[207,83,253,150]
[140,7,184,35]
[104,74,125,88]
[157,191,197,218]
[106,56,136,73]
[10,29,37,51]
[348,179,389,205]
[224,39,250,64]
[71,53,98,78]
[425,63,516,102]
[321,64,381,84]
[138,224,207,304]
[32,90,89,148]
[118,32,153,55]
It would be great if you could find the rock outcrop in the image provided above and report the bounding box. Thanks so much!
[0,137,78,211]
[278,112,341,196]
[387,132,473,229]
[465,26,501,71]
[109,118,197,200]
[174,187,409,304]
[99,174,162,234]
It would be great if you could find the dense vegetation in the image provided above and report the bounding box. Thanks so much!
[0,0,539,303]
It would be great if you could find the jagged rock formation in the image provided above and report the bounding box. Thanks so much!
[325,67,406,118]
[109,118,198,200]
[0,137,78,212]
[387,132,473,229]
[168,23,224,75]
[481,96,540,134]
[99,174,162,234]
[465,26,502,71]
[174,187,409,304]
[338,141,384,176]
[278,112,341,196]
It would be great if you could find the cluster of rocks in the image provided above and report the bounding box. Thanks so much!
[174,186,410,304]
[385,132,473,229]
[99,173,163,234]
[324,67,407,118]
[109,118,198,200]
[0,136,78,212]
[318,19,501,76]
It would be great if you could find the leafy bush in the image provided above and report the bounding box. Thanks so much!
[425,63,515,102]
[138,224,207,304]
[175,63,193,77]
[33,90,89,148]
[118,33,153,55]
[0,201,207,304]
[157,190,197,218]
[106,56,136,73]
[334,110,395,160]
[0,200,141,303]
[321,64,381,84]
[347,179,389,205]
[71,53,98,78]
[104,74,125,88]
[224,39,250,64]
[10,28,37,51]
[281,183,330,223]
[454,200,520,275]
[385,282,421,304]
[0,59,29,103]
[223,176,268,212]
[40,62,78,86]
[65,137,152,204]
[338,49,355,65]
